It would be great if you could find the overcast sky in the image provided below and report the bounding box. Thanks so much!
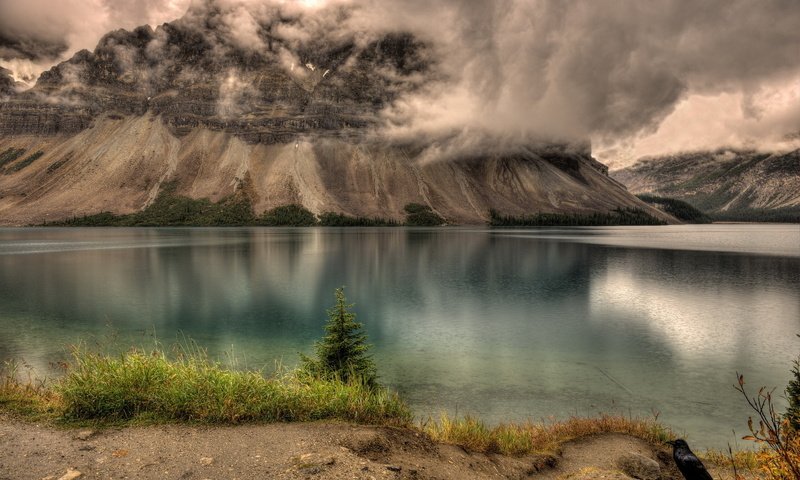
[1,0,798,167]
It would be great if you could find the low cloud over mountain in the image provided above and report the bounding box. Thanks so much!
[1,0,799,162]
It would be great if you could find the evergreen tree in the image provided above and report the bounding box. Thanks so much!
[301,288,377,387]
[787,346,800,430]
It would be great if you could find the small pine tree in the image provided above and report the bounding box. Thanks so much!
[301,288,377,387]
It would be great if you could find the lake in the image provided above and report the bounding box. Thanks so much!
[0,225,798,450]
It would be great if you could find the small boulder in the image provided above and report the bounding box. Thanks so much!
[617,452,661,480]
[57,469,82,480]
[293,452,337,474]
[73,430,95,441]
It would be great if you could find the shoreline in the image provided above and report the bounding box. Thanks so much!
[1,413,746,480]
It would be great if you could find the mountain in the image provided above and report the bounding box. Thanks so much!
[0,4,668,226]
[612,149,800,221]
[0,67,15,96]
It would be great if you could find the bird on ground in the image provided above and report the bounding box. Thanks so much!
[666,439,713,480]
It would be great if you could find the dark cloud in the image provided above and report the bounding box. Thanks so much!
[0,33,68,62]
[344,0,800,145]
[0,0,187,84]
[1,0,799,161]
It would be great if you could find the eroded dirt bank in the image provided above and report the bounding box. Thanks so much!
[0,414,745,480]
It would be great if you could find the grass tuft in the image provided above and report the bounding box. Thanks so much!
[424,413,675,455]
[2,346,411,427]
[0,360,60,420]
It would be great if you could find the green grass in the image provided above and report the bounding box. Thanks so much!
[2,346,411,427]
[2,345,675,455]
[489,208,667,227]
[9,343,771,464]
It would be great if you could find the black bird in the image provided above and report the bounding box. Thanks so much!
[666,439,713,480]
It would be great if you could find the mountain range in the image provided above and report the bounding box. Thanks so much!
[612,149,800,222]
[0,4,669,226]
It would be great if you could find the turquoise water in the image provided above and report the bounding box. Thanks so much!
[0,225,798,449]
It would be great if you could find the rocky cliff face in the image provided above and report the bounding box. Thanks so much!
[612,149,800,214]
[0,68,14,97]
[2,9,424,141]
[0,4,667,226]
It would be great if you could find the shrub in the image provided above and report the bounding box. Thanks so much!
[301,288,378,387]
[403,203,430,215]
[736,371,800,479]
[8,151,44,172]
[488,208,667,226]
[48,182,256,226]
[46,158,70,173]
[318,212,398,227]
[258,204,318,226]
[787,345,800,431]
[709,207,800,223]
[404,203,445,226]
[0,148,25,169]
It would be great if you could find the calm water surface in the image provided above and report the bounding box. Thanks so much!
[1,225,798,449]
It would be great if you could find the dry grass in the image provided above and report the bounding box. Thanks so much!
[0,360,61,420]
[423,413,675,455]
[701,437,800,480]
[750,432,800,480]
[702,448,762,479]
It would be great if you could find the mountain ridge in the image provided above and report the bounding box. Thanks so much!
[611,149,800,221]
[0,4,671,226]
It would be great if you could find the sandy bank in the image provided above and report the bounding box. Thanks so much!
[0,414,750,480]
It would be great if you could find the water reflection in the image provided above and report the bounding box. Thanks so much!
[0,226,798,449]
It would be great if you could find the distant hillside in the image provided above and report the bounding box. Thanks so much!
[612,149,800,222]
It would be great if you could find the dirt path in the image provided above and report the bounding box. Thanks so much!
[0,415,739,479]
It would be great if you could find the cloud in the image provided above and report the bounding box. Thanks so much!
[217,69,259,118]
[0,0,190,85]
[1,0,799,163]
[346,0,800,157]
[599,78,800,169]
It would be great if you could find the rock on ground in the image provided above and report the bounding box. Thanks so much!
[617,452,661,480]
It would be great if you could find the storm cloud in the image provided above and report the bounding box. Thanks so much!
[1,0,799,162]
[0,0,187,84]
